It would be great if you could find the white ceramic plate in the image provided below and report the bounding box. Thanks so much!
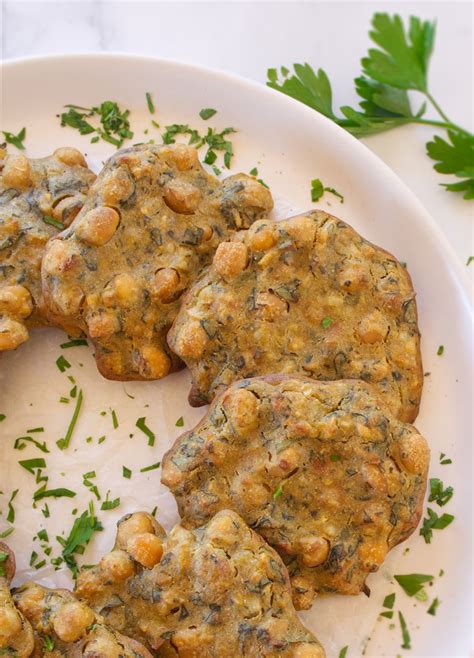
[0,54,472,658]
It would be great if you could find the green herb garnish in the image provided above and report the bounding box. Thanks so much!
[135,417,155,446]
[26,427,44,433]
[56,355,71,372]
[122,466,132,479]
[439,452,452,465]
[311,178,344,203]
[140,461,161,473]
[0,527,14,539]
[43,636,55,651]
[437,345,444,356]
[175,416,184,427]
[338,648,348,658]
[2,127,26,150]
[199,108,217,120]
[60,101,133,149]
[250,167,258,176]
[146,92,155,114]
[267,13,474,200]
[398,611,411,649]
[59,502,103,577]
[467,256,474,266]
[420,508,454,543]
[19,458,46,474]
[0,414,5,422]
[37,529,49,542]
[427,597,440,615]
[60,338,88,348]
[43,215,65,230]
[394,573,433,597]
[321,316,332,329]
[273,483,284,499]
[383,592,396,608]
[111,409,119,429]
[14,435,49,453]
[101,493,120,511]
[33,486,76,501]
[428,477,453,506]
[7,489,19,523]
[57,389,83,450]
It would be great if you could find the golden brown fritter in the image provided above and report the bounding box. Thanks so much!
[0,543,35,657]
[161,376,430,609]
[12,582,154,658]
[168,211,423,422]
[41,144,273,381]
[75,510,325,657]
[0,147,96,351]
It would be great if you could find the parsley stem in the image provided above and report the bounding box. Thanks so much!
[424,91,451,125]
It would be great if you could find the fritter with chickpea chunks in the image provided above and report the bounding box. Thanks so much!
[75,510,325,657]
[168,211,423,422]
[161,376,430,610]
[0,543,34,657]
[41,144,273,381]
[12,581,153,658]
[0,147,96,351]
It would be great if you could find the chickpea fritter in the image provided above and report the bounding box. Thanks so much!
[75,510,325,657]
[168,211,423,422]
[12,582,153,657]
[0,543,35,657]
[161,376,430,609]
[41,144,273,381]
[0,147,96,351]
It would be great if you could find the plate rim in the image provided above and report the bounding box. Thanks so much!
[2,51,472,312]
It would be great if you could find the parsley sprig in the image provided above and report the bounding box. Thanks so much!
[267,13,474,200]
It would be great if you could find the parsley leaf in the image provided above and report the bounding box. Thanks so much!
[146,92,155,114]
[394,573,433,597]
[135,417,155,446]
[383,592,396,609]
[267,12,473,200]
[2,127,26,150]
[428,477,453,506]
[420,508,454,543]
[199,108,217,120]
[311,178,344,203]
[59,503,103,577]
[57,389,83,450]
[7,489,18,523]
[273,483,284,499]
[427,597,440,615]
[426,131,474,199]
[60,101,133,148]
[398,611,411,649]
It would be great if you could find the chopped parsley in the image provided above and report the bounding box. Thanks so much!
[56,355,71,372]
[26,427,44,433]
[14,436,49,453]
[199,108,218,120]
[437,345,444,356]
[58,502,103,577]
[311,178,344,203]
[338,648,348,658]
[0,527,14,539]
[33,486,76,501]
[135,417,155,446]
[175,416,184,427]
[122,466,132,479]
[60,338,88,348]
[428,477,453,506]
[398,611,411,649]
[111,408,119,429]
[146,92,155,114]
[101,493,120,511]
[0,414,5,422]
[60,101,133,148]
[19,458,46,474]
[140,461,161,473]
[329,453,341,462]
[439,452,452,465]
[7,489,19,523]
[249,167,258,176]
[321,316,332,329]
[273,483,284,499]
[42,215,65,230]
[2,127,26,150]
[467,256,474,266]
[394,573,433,597]
[420,508,454,543]
[57,389,83,450]
[0,551,8,577]
[427,597,440,615]
[37,529,49,542]
[382,592,396,609]
[43,636,55,651]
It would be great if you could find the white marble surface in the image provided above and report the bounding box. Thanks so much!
[1,0,473,278]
